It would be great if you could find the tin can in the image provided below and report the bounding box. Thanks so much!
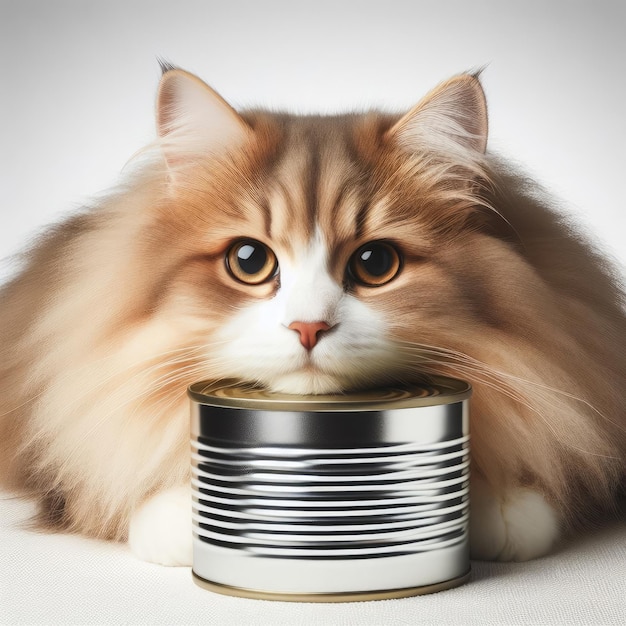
[189,376,471,602]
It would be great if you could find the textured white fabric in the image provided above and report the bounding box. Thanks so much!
[2,493,625,625]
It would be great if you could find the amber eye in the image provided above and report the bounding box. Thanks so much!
[348,241,402,287]
[226,240,278,285]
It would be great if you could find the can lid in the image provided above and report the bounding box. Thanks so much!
[188,376,471,412]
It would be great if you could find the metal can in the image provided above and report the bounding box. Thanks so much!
[189,376,471,602]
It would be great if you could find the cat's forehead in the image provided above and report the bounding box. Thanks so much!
[183,113,433,260]
[251,114,406,255]
[268,134,359,246]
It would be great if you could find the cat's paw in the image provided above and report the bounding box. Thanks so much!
[128,485,192,566]
[470,478,560,561]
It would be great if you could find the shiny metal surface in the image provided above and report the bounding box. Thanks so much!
[190,378,471,599]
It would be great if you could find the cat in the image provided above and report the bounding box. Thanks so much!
[1,64,624,567]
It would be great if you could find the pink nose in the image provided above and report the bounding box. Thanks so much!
[288,321,331,351]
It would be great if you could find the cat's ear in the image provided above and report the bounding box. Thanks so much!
[156,68,251,165]
[386,74,488,155]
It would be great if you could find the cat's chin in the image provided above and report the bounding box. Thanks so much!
[264,372,346,395]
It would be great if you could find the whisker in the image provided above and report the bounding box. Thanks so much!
[393,339,622,458]
[395,339,616,421]
[0,343,213,420]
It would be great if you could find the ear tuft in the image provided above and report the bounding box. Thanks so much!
[387,74,488,155]
[157,58,178,75]
[156,69,251,165]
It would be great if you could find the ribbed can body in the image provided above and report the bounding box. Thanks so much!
[189,378,471,601]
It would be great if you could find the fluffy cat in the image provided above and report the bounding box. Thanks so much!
[1,66,624,566]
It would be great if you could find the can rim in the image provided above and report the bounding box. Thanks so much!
[188,375,471,412]
[192,570,471,602]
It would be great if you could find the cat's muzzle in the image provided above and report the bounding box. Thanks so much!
[189,377,471,602]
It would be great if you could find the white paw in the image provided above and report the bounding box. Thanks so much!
[470,478,560,561]
[128,485,192,566]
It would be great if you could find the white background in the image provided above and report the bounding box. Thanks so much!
[1,0,625,283]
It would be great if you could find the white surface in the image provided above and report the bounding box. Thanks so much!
[2,494,625,625]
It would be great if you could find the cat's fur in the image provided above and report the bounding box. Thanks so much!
[1,67,624,565]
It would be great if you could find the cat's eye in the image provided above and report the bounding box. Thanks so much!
[226,239,278,285]
[348,241,402,287]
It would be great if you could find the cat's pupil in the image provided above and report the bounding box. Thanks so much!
[237,243,266,275]
[360,247,391,277]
